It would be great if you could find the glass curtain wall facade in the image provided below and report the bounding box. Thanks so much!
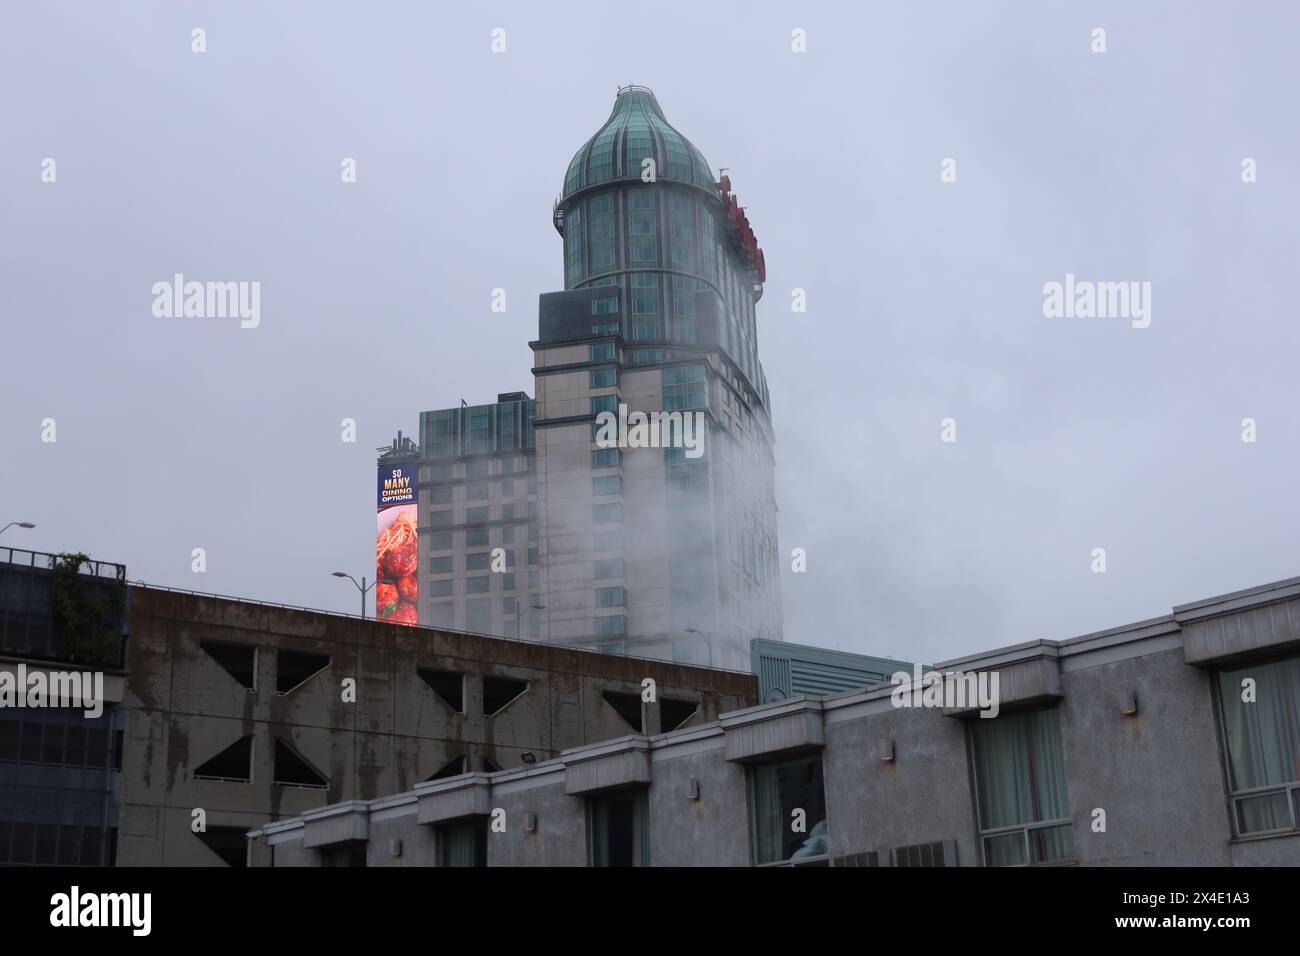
[531,85,782,669]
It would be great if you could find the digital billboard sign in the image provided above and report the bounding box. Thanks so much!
[376,464,418,625]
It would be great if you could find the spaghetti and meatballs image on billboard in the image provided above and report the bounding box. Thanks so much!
[376,464,418,625]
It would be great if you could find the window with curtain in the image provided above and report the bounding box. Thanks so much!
[439,820,487,867]
[749,755,827,865]
[1217,654,1300,835]
[589,788,649,866]
[970,706,1073,866]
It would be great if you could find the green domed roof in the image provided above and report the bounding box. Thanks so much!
[561,86,716,201]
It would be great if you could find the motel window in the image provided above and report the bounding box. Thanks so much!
[439,820,487,867]
[589,788,649,867]
[970,707,1073,866]
[750,755,828,865]
[1217,653,1300,835]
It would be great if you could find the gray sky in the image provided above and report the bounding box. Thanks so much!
[2,1,1296,667]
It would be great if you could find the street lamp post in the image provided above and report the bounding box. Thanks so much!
[0,521,36,537]
[331,571,376,619]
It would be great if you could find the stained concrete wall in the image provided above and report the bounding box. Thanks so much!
[118,587,754,866]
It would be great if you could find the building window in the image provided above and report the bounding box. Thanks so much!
[501,573,516,592]
[595,587,625,608]
[663,365,707,411]
[750,755,828,864]
[428,532,453,551]
[672,276,698,343]
[670,210,693,266]
[321,843,367,867]
[465,481,489,501]
[628,189,656,209]
[466,552,491,572]
[591,394,619,416]
[466,576,490,594]
[701,210,717,282]
[631,272,659,321]
[592,448,621,470]
[597,615,626,636]
[430,485,453,505]
[592,475,621,497]
[592,294,619,316]
[593,503,623,524]
[590,368,617,389]
[527,547,539,566]
[589,789,649,867]
[970,707,1073,866]
[565,206,583,286]
[466,528,489,548]
[439,820,487,867]
[466,599,492,634]
[589,193,615,270]
[593,530,624,552]
[428,579,453,598]
[1217,654,1300,835]
[595,558,624,579]
[465,506,489,525]
[427,510,452,529]
[429,555,453,574]
[589,342,616,363]
[427,602,452,626]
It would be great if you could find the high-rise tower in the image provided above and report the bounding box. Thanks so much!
[384,86,782,670]
[530,86,782,668]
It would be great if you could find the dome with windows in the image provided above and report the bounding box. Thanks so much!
[561,86,716,201]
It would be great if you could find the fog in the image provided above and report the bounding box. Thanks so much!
[1,2,1296,668]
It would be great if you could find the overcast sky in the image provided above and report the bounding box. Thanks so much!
[2,2,1296,667]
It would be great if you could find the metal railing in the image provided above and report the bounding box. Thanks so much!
[0,546,126,581]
